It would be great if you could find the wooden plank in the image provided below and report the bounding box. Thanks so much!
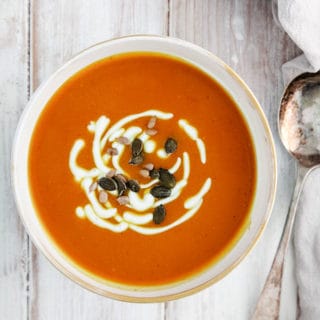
[30,1,167,319]
[167,0,300,319]
[0,0,30,319]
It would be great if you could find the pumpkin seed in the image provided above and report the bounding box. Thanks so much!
[159,168,176,188]
[146,129,157,136]
[143,163,154,171]
[106,147,119,156]
[106,169,116,178]
[98,177,117,191]
[153,205,166,224]
[116,174,127,183]
[131,138,143,156]
[89,181,98,192]
[116,136,130,145]
[164,137,177,154]
[150,186,171,199]
[126,179,140,192]
[149,168,160,179]
[147,116,157,129]
[139,169,150,178]
[113,176,127,196]
[117,196,130,205]
[129,152,144,165]
[99,190,108,203]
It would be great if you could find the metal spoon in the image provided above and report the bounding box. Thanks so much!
[253,71,320,319]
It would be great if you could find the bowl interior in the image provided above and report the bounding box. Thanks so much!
[12,36,276,301]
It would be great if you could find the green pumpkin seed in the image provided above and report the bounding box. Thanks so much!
[116,174,127,183]
[131,138,143,156]
[159,168,176,188]
[153,204,166,224]
[98,177,117,191]
[113,176,127,196]
[129,152,144,165]
[165,137,178,154]
[149,168,160,179]
[126,179,140,192]
[150,186,171,199]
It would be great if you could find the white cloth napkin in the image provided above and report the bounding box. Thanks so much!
[276,0,320,83]
[274,1,320,319]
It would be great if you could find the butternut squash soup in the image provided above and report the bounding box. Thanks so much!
[28,53,256,286]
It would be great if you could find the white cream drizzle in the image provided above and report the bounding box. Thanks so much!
[184,178,212,209]
[100,110,173,148]
[157,148,169,159]
[69,110,211,235]
[84,204,129,233]
[127,192,155,212]
[76,207,86,218]
[129,201,203,235]
[109,128,125,142]
[169,157,182,173]
[123,211,153,225]
[138,132,150,143]
[140,180,158,189]
[93,116,112,172]
[144,140,156,153]
[82,178,117,219]
[179,119,207,164]
[69,139,102,181]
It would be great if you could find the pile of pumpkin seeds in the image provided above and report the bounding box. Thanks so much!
[89,116,178,225]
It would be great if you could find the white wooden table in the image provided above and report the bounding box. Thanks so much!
[0,1,301,319]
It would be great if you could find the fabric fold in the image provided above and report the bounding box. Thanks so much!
[274,0,320,319]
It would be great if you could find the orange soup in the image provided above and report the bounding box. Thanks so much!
[28,53,256,286]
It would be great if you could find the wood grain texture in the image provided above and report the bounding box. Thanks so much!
[30,1,167,319]
[0,0,302,319]
[168,1,300,319]
[0,1,30,319]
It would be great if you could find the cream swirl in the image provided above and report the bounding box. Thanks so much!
[69,110,212,235]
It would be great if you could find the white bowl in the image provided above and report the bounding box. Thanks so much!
[12,35,277,302]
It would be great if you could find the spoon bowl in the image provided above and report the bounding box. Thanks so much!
[253,70,320,319]
[279,72,320,167]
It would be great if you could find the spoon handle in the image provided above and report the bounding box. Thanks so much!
[252,165,310,320]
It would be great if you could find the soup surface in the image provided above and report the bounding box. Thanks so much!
[28,53,256,286]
